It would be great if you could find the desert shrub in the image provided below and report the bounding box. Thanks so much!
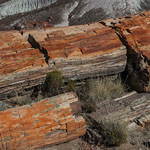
[16,97,28,106]
[42,71,63,96]
[87,77,126,102]
[66,80,76,92]
[100,119,128,146]
[77,76,126,113]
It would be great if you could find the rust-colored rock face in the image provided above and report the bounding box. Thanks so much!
[0,22,126,100]
[0,92,86,150]
[102,12,150,92]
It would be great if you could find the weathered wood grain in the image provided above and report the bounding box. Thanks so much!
[102,11,150,92]
[90,91,150,131]
[0,92,86,150]
[0,22,127,101]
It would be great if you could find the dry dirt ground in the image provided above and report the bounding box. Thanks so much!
[40,138,137,150]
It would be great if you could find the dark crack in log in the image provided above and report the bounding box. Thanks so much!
[102,12,150,92]
[28,34,50,64]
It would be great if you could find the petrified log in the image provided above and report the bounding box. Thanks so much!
[0,92,86,150]
[102,11,150,92]
[0,22,127,102]
[89,91,150,131]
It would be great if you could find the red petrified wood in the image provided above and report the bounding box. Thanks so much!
[0,22,127,100]
[102,11,150,92]
[0,92,86,150]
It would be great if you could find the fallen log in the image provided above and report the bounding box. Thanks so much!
[0,92,86,150]
[89,91,150,131]
[0,22,127,103]
[102,11,150,92]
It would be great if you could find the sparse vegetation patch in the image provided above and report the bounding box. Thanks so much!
[42,71,63,96]
[87,77,126,102]
[100,119,128,146]
[78,76,127,113]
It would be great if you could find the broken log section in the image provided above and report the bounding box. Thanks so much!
[0,92,86,150]
[0,22,127,101]
[102,11,150,92]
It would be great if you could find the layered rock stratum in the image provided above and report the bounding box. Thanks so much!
[1,11,150,101]
[102,11,150,92]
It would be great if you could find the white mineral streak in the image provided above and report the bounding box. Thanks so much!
[0,0,57,19]
[75,0,145,18]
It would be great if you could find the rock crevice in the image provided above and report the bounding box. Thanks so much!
[101,12,150,92]
[28,34,50,64]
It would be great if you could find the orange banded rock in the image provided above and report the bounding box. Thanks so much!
[0,92,86,150]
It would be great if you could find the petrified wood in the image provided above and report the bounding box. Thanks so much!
[0,92,86,150]
[0,22,127,102]
[102,11,150,92]
[3,11,150,104]
[89,91,150,131]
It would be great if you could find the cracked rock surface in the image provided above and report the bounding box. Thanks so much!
[0,92,86,149]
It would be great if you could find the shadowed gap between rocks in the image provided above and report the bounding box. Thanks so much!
[114,31,149,92]
[28,34,50,64]
[99,21,149,92]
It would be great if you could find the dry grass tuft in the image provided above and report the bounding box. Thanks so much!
[87,77,126,102]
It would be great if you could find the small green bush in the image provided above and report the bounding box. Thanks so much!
[66,80,76,92]
[101,120,128,146]
[42,71,63,96]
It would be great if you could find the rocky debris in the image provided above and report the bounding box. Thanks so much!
[0,92,86,150]
[14,21,53,30]
[77,91,150,149]
[102,11,150,92]
[0,22,126,103]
